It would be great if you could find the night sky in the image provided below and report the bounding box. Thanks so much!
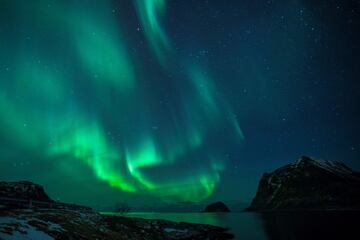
[0,0,359,208]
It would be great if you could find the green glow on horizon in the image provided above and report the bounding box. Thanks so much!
[153,162,224,202]
[126,137,163,172]
[49,120,136,192]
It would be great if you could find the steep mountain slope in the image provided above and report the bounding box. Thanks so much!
[247,156,360,211]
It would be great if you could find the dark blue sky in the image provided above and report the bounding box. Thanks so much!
[157,0,360,202]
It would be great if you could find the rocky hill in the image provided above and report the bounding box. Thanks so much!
[246,156,360,211]
[203,201,231,212]
[0,181,53,202]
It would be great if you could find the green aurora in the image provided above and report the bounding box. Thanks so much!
[0,0,243,202]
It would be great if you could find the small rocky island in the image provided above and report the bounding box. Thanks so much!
[203,201,231,212]
[0,181,233,240]
[246,156,360,211]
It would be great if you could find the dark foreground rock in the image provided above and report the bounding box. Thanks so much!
[0,181,92,211]
[203,201,231,212]
[0,209,233,240]
[246,156,360,211]
[0,180,233,239]
[0,181,53,202]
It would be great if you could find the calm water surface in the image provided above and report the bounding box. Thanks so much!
[106,211,360,240]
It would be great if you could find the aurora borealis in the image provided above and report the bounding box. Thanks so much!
[0,0,242,203]
[1,0,359,207]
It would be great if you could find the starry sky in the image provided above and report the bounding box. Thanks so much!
[0,0,359,208]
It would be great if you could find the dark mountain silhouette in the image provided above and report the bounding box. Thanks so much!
[246,156,360,211]
[0,181,53,202]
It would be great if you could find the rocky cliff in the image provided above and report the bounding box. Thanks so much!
[0,181,53,202]
[246,156,360,211]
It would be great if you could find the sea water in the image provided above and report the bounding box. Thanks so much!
[105,211,360,240]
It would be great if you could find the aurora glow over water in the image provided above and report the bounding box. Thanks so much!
[1,0,359,207]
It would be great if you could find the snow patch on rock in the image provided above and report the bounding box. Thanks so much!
[0,216,54,240]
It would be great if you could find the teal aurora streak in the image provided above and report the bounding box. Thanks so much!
[0,0,243,202]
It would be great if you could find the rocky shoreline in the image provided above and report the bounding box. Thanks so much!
[0,208,233,240]
[0,181,233,239]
